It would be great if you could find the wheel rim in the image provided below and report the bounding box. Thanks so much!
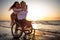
[11,23,22,38]
[24,26,33,34]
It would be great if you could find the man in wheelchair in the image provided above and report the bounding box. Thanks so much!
[10,1,33,39]
[10,1,32,30]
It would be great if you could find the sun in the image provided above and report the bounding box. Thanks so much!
[26,5,51,21]
[26,3,59,21]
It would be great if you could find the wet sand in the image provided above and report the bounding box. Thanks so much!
[0,26,60,40]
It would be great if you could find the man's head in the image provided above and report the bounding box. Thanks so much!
[20,1,26,8]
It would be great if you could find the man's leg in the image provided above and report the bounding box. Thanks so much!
[26,21,32,28]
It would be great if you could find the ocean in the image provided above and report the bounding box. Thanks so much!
[0,21,60,40]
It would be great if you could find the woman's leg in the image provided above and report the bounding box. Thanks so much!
[10,13,14,26]
[10,13,16,26]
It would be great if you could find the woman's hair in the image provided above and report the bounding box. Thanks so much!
[9,1,19,10]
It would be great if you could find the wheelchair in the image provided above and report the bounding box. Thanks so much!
[11,19,35,40]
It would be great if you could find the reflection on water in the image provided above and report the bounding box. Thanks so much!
[0,21,60,40]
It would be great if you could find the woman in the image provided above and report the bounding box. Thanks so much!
[9,1,21,26]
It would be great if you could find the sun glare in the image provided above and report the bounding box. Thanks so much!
[32,24,38,29]
[26,4,53,21]
[26,1,59,21]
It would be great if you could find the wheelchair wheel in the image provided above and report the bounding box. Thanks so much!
[11,22,23,39]
[24,26,33,35]
[24,27,35,40]
[24,21,33,35]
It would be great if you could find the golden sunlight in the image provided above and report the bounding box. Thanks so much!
[32,24,38,29]
[26,4,60,21]
[0,0,60,21]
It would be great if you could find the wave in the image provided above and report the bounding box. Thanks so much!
[32,20,60,25]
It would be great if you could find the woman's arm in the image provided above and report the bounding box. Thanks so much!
[13,8,22,12]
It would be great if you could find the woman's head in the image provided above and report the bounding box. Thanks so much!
[9,1,19,10]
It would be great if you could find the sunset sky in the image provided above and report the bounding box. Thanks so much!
[0,0,60,21]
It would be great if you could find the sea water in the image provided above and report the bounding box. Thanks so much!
[0,21,60,40]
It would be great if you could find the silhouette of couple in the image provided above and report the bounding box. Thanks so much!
[10,1,32,30]
[9,1,27,26]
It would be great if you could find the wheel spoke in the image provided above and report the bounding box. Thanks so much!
[11,23,22,38]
